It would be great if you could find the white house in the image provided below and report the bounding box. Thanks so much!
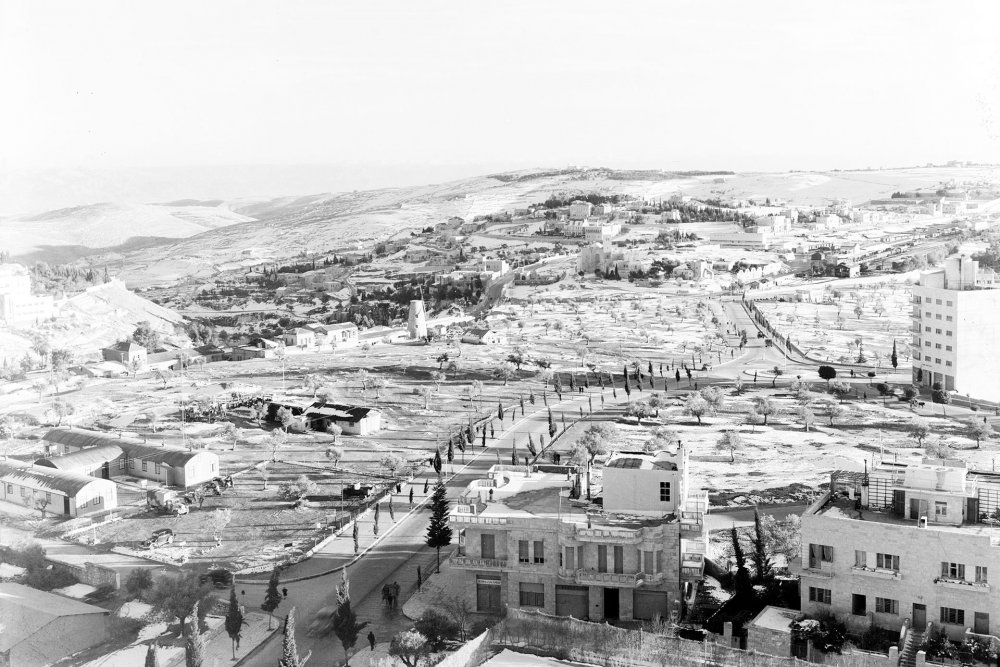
[461,328,506,345]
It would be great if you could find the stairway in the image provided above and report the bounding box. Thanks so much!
[899,628,924,667]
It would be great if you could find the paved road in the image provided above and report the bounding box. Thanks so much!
[241,392,594,667]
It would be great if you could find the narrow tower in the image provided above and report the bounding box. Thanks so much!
[408,299,427,339]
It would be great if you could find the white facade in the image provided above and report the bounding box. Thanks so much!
[912,256,1000,397]
[0,264,54,327]
[583,222,622,242]
[795,462,1000,640]
[568,201,593,221]
[707,231,775,250]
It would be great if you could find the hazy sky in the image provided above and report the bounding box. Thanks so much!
[2,0,999,202]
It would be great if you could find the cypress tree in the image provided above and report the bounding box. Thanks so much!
[750,508,773,582]
[144,644,160,667]
[891,340,898,369]
[331,572,368,667]
[731,526,752,597]
[447,439,454,463]
[425,481,453,568]
[278,607,302,667]
[261,567,282,629]
[433,449,442,474]
[225,585,246,660]
[184,602,205,667]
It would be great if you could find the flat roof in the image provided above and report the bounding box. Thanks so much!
[813,495,1000,542]
[748,605,800,634]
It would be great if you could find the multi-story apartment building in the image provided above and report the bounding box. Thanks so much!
[794,459,1000,640]
[449,448,707,623]
[0,264,55,327]
[911,256,1000,396]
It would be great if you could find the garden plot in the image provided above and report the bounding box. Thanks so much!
[755,280,913,366]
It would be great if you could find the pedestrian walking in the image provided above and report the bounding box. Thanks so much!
[368,631,376,651]
[396,483,402,493]
[409,487,414,507]
[282,587,288,599]
[417,565,422,592]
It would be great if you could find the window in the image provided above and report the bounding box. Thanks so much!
[935,358,941,364]
[518,540,529,564]
[128,458,135,470]
[119,458,125,471]
[808,587,831,604]
[935,328,942,334]
[925,311,931,317]
[80,499,88,508]
[942,562,965,580]
[533,540,545,564]
[876,553,900,571]
[519,582,544,607]
[976,566,988,584]
[19,487,26,498]
[935,343,942,349]
[659,481,671,502]
[941,607,965,625]
[876,598,899,615]
[564,547,575,570]
[141,460,148,472]
[852,593,867,616]
[946,345,953,351]
[656,550,663,574]
[946,330,953,337]
[946,361,952,367]
[809,544,834,568]
[613,546,623,574]
[155,463,161,475]
[935,314,941,320]
[925,326,932,332]
[935,502,948,519]
[854,550,866,568]
[924,341,931,347]
[915,296,922,303]
[45,492,51,502]
[935,299,942,305]
[598,545,607,573]
[946,315,953,322]
[4,484,10,494]
[947,301,953,307]
[94,496,102,505]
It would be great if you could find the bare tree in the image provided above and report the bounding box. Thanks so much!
[212,508,232,546]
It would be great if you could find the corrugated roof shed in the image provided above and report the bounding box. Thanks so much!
[34,445,123,471]
[43,428,206,468]
[0,462,109,496]
[0,582,108,653]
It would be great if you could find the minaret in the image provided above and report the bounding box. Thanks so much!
[408,299,427,339]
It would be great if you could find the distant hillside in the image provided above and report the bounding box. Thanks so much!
[3,201,255,257]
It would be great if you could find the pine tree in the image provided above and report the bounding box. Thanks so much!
[278,607,302,667]
[144,644,160,667]
[731,526,752,596]
[331,571,368,666]
[750,509,773,583]
[261,567,282,629]
[184,602,205,667]
[425,481,453,568]
[225,585,246,660]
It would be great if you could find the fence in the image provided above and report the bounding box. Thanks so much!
[495,609,893,667]
[47,558,120,589]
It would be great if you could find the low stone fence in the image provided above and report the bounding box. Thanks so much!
[49,559,120,589]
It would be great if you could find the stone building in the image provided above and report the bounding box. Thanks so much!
[449,448,707,623]
[794,459,1000,640]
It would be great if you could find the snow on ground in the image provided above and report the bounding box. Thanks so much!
[0,563,25,578]
[483,649,592,667]
[79,643,183,667]
[52,582,97,599]
[756,279,913,366]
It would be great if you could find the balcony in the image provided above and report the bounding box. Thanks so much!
[851,566,901,581]
[451,556,508,571]
[574,569,644,587]
[800,565,834,579]
[935,577,991,593]
[449,514,508,525]
[681,566,703,581]
[573,527,642,544]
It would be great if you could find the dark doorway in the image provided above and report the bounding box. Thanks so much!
[101,462,110,479]
[63,496,70,515]
[604,588,619,621]
[913,603,926,627]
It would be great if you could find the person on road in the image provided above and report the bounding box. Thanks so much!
[368,630,376,651]
[282,587,288,598]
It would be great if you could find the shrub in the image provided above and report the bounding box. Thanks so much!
[414,609,460,651]
[125,568,154,600]
[25,566,78,591]
[875,383,891,396]
[902,386,917,401]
